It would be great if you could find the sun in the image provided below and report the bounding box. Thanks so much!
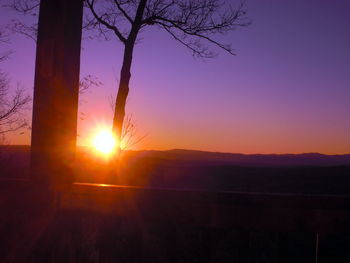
[92,129,117,155]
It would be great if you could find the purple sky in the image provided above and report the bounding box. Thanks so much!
[1,0,350,154]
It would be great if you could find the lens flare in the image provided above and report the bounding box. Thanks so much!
[92,129,117,155]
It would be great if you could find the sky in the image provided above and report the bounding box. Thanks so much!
[0,0,349,154]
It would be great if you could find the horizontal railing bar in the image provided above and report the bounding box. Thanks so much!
[2,179,350,232]
[58,182,350,210]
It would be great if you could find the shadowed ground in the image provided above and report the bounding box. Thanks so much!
[1,145,350,262]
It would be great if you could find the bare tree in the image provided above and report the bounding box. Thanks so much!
[0,27,31,136]
[0,35,31,136]
[0,83,31,135]
[85,0,249,152]
[8,0,249,152]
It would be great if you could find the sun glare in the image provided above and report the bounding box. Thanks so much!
[92,130,117,155]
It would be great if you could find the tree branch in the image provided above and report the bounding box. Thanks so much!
[114,0,134,24]
[86,0,127,43]
[5,0,40,14]
[159,23,214,58]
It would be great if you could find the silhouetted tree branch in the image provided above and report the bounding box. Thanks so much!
[79,74,103,95]
[0,27,12,62]
[7,0,39,14]
[109,95,147,150]
[9,19,37,42]
[4,0,39,41]
[142,1,249,57]
[121,114,148,150]
[0,74,31,135]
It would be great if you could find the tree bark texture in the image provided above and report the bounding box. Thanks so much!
[31,0,83,184]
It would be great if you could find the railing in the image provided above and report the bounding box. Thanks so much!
[1,179,350,262]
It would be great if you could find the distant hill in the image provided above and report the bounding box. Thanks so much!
[124,149,350,167]
[1,145,349,167]
[111,149,350,194]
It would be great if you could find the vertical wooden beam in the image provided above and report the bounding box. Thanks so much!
[31,0,83,185]
[315,233,319,263]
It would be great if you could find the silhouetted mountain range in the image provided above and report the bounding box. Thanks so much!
[1,146,349,167]
[124,149,350,167]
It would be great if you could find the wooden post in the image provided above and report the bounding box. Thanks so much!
[315,233,319,263]
[31,0,83,185]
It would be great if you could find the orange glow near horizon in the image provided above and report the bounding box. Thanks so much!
[92,129,117,155]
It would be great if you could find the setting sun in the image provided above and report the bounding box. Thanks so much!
[92,130,117,155]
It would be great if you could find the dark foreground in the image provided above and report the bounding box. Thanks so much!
[0,146,350,262]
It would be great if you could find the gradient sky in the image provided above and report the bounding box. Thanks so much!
[1,0,349,154]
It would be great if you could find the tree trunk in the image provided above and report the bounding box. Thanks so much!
[112,43,134,145]
[112,0,147,151]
